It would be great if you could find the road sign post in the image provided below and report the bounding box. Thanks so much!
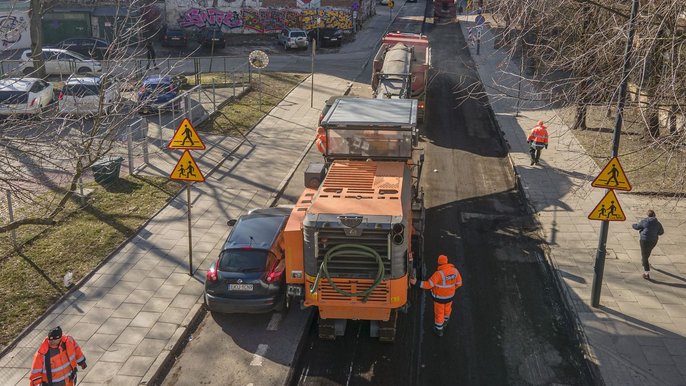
[249,50,269,113]
[591,0,640,308]
[168,118,207,275]
[388,0,394,21]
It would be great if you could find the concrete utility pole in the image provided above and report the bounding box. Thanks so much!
[591,0,640,308]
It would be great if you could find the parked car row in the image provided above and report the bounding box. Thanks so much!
[0,73,184,117]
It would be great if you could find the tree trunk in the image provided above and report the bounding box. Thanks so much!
[29,0,46,79]
[643,99,660,139]
[572,103,588,130]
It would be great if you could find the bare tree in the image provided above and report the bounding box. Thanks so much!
[0,0,185,234]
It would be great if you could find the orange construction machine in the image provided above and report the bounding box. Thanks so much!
[284,98,425,341]
[372,32,431,122]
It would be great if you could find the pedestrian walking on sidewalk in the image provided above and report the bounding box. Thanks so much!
[527,120,549,165]
[410,254,463,337]
[632,210,664,279]
[29,326,87,386]
[146,41,158,70]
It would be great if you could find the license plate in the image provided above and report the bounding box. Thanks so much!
[330,38,338,41]
[229,284,253,291]
[171,37,180,40]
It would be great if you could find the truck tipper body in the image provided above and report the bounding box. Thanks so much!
[372,32,431,122]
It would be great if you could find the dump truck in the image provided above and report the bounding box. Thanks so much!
[372,32,431,122]
[284,98,425,341]
[434,0,456,20]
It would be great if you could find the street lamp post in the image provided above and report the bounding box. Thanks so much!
[591,0,640,307]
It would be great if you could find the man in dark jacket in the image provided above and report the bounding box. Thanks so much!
[632,210,664,279]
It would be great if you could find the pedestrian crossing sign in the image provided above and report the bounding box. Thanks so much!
[591,157,631,191]
[170,150,205,182]
[588,190,625,221]
[167,118,206,150]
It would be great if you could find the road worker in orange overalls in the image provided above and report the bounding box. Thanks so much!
[527,120,549,166]
[29,326,87,386]
[410,254,463,337]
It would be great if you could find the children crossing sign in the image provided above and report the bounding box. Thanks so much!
[170,150,205,182]
[167,118,206,150]
[588,190,626,221]
[591,157,632,191]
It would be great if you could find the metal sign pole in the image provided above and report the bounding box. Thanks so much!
[187,182,193,276]
[591,0,639,307]
[311,39,316,108]
[259,69,262,112]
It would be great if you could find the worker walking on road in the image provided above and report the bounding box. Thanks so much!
[527,120,549,165]
[29,326,87,386]
[410,254,463,337]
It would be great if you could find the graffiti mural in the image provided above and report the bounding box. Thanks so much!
[0,14,29,49]
[243,8,300,33]
[302,9,352,30]
[178,8,242,30]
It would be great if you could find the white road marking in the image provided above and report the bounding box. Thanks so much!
[250,344,269,366]
[267,313,282,331]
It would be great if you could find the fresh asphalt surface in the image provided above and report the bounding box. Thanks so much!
[160,1,594,385]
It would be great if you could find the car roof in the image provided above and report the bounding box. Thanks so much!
[223,209,290,250]
[65,75,102,85]
[143,75,173,84]
[0,78,39,91]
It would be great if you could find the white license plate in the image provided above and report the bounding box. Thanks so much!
[229,284,253,291]
[171,37,180,40]
[330,38,338,41]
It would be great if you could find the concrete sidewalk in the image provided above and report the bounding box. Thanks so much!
[460,14,686,386]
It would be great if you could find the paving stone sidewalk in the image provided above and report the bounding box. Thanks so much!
[460,14,686,386]
[0,73,352,386]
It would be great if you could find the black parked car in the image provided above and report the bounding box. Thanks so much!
[199,28,226,49]
[160,26,188,48]
[51,38,111,60]
[307,28,344,47]
[204,207,292,313]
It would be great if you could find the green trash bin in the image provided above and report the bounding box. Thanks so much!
[92,156,124,184]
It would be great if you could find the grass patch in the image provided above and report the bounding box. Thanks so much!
[0,176,182,348]
[560,106,686,195]
[196,72,306,136]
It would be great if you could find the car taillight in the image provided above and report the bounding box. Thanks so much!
[30,98,37,107]
[58,92,64,101]
[265,261,285,284]
[418,100,425,109]
[139,86,146,93]
[206,260,219,282]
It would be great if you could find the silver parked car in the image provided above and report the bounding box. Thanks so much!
[19,48,103,76]
[59,75,120,116]
[278,28,309,50]
[0,78,53,116]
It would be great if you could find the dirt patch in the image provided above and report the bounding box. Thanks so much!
[559,106,686,195]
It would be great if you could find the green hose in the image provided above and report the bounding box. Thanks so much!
[310,243,385,302]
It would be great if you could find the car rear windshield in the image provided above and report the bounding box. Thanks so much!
[145,83,173,92]
[291,31,306,37]
[0,91,28,104]
[167,30,185,37]
[219,249,268,273]
[63,84,99,96]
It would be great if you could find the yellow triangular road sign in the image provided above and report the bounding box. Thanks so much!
[167,118,206,150]
[588,190,626,221]
[170,150,205,182]
[592,157,631,191]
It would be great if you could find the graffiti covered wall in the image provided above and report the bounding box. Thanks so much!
[0,11,30,50]
[166,0,354,34]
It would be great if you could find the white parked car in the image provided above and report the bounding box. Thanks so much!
[59,75,119,116]
[0,78,54,116]
[19,48,102,76]
[278,28,309,50]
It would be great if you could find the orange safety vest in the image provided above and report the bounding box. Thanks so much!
[29,336,86,386]
[420,263,463,303]
[527,125,549,145]
[315,127,327,154]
